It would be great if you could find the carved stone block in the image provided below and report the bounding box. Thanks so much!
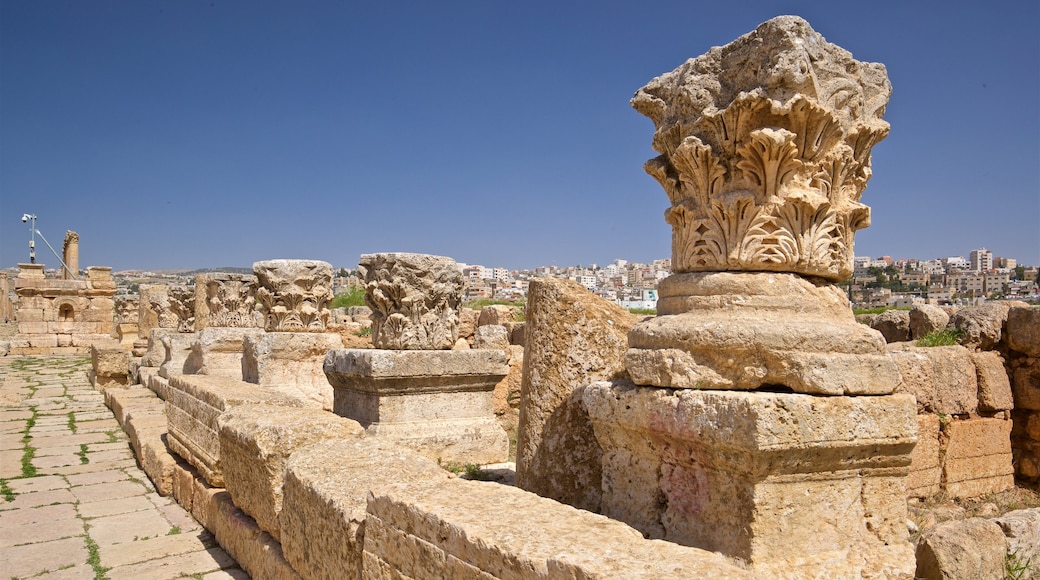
[253,259,333,332]
[241,332,342,410]
[194,273,262,330]
[632,16,889,280]
[358,253,463,350]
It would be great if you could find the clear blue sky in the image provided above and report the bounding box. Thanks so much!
[2,1,1038,272]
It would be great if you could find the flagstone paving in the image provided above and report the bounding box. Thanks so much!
[0,355,247,579]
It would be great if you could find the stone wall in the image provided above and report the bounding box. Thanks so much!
[10,263,116,354]
[1004,305,1040,483]
[108,372,751,579]
[889,343,1015,499]
[879,303,1040,489]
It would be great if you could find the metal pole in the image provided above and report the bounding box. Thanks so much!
[34,229,78,280]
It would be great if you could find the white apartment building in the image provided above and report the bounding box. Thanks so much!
[942,256,970,271]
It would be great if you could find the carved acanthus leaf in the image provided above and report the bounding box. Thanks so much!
[736,128,803,200]
[672,137,726,209]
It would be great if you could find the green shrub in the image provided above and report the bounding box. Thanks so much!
[628,307,656,315]
[330,287,366,309]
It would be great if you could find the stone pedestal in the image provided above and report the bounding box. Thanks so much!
[324,349,509,464]
[583,382,917,578]
[243,332,342,410]
[187,327,264,380]
[159,332,197,379]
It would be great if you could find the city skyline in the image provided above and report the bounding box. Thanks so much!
[2,2,1038,271]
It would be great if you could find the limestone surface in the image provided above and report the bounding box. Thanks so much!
[915,518,1007,580]
[909,304,950,340]
[217,404,364,542]
[583,381,917,578]
[949,301,1017,350]
[358,253,463,350]
[1006,305,1040,357]
[195,273,262,330]
[872,308,911,343]
[632,15,890,280]
[515,277,639,512]
[364,478,751,579]
[186,327,264,380]
[280,439,449,580]
[907,414,941,498]
[628,272,899,395]
[91,344,129,389]
[993,509,1040,566]
[889,345,978,414]
[942,417,1014,499]
[164,374,307,487]
[324,348,509,464]
[971,351,1014,413]
[253,259,334,332]
[242,332,342,410]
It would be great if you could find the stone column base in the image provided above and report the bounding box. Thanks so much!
[242,332,343,410]
[325,349,510,465]
[583,381,917,579]
[626,272,899,395]
[187,327,264,380]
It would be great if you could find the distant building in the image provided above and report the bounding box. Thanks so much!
[970,248,993,272]
[942,256,969,271]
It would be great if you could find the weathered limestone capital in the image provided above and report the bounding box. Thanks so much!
[632,15,890,280]
[253,259,333,332]
[358,253,463,350]
[114,295,138,324]
[146,285,195,333]
[194,273,262,329]
[627,16,898,395]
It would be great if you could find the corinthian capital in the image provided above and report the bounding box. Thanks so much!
[632,16,890,281]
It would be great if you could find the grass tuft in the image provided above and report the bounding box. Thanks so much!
[916,328,962,347]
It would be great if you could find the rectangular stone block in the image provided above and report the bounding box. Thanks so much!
[187,327,264,380]
[907,414,941,498]
[363,477,750,579]
[242,332,342,410]
[1012,366,1040,411]
[324,348,510,465]
[217,404,364,541]
[159,332,196,379]
[943,417,1014,499]
[165,374,307,487]
[972,351,1014,413]
[91,344,129,388]
[280,439,450,580]
[582,382,917,578]
[890,345,978,415]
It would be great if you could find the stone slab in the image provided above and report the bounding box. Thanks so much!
[364,477,750,579]
[242,332,342,410]
[280,439,449,580]
[217,404,364,541]
[165,374,307,487]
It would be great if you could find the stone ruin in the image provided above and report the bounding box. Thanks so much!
[36,14,1038,580]
[11,262,116,352]
[584,16,915,577]
[325,252,510,464]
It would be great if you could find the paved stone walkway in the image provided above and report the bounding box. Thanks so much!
[0,355,247,579]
